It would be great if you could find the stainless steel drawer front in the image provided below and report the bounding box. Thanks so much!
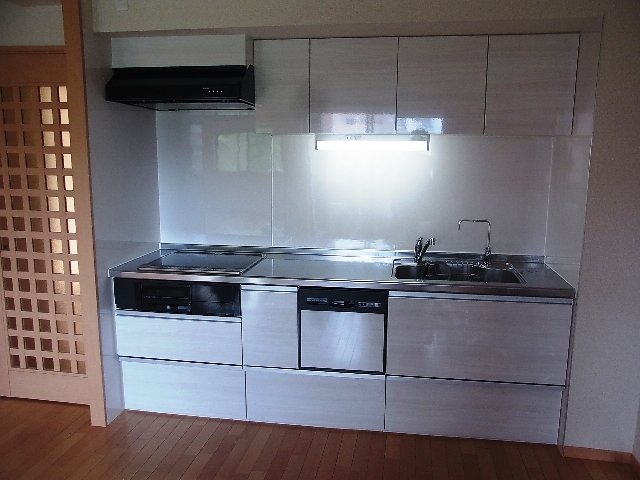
[300,310,385,373]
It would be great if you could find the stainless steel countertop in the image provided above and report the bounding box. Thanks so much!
[109,246,575,299]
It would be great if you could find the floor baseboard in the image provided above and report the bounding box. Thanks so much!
[632,454,640,477]
[562,445,633,464]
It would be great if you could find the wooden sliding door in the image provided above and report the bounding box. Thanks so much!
[0,0,106,426]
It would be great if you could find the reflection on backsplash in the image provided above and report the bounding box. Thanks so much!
[216,133,272,172]
[157,111,590,262]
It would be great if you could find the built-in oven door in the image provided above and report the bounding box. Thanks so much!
[300,309,386,373]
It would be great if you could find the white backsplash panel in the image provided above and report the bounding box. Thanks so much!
[157,111,589,259]
[274,135,554,254]
[157,111,272,246]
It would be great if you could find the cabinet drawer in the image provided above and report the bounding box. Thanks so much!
[115,312,242,365]
[387,297,572,385]
[121,358,245,420]
[246,368,385,431]
[386,376,562,444]
[241,287,298,368]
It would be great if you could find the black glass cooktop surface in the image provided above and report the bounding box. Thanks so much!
[137,251,265,275]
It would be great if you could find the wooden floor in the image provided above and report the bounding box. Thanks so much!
[0,397,638,480]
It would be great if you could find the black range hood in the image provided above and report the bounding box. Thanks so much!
[105,65,255,111]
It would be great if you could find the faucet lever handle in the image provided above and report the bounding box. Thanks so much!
[414,237,423,262]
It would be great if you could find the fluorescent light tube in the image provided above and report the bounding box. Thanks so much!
[315,134,430,152]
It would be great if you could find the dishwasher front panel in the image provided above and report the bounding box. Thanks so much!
[300,310,385,373]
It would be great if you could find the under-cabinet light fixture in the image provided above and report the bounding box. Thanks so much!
[315,134,430,152]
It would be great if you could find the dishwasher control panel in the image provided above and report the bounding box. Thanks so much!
[298,287,388,314]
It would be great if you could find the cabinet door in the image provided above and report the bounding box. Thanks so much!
[246,367,385,431]
[310,37,398,134]
[386,376,562,444]
[485,34,579,135]
[121,358,246,420]
[115,312,242,365]
[254,39,310,134]
[397,36,487,135]
[387,296,572,385]
[241,286,298,368]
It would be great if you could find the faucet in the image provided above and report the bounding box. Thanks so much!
[458,219,491,263]
[414,237,435,263]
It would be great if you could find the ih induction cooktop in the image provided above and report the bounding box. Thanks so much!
[137,250,264,275]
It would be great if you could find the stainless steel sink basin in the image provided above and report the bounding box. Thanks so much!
[393,260,523,283]
[471,265,522,283]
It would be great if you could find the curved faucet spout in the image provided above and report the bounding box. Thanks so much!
[458,219,491,262]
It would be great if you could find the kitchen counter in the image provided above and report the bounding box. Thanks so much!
[109,246,575,299]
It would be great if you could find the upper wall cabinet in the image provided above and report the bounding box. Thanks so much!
[396,36,488,135]
[309,37,398,134]
[484,34,580,136]
[254,39,310,134]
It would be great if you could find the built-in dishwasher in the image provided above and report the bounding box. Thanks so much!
[298,287,388,374]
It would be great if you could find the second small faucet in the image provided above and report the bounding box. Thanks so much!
[414,236,435,263]
[458,219,491,262]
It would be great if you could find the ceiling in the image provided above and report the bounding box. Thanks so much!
[3,0,60,5]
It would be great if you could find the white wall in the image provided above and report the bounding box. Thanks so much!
[0,0,64,45]
[563,0,640,454]
[157,110,588,261]
[635,401,640,461]
[81,0,160,422]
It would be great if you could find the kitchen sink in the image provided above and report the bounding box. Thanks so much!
[393,260,523,284]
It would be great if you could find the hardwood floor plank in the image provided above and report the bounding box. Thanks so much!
[460,439,478,456]
[250,424,287,475]
[182,419,221,456]
[235,424,274,475]
[195,427,242,479]
[415,434,433,479]
[461,453,484,480]
[613,463,640,480]
[314,430,344,479]
[530,444,562,480]
[64,452,106,480]
[199,420,234,455]
[137,417,195,474]
[445,437,466,479]
[181,452,213,480]
[263,426,301,480]
[211,422,261,478]
[474,442,498,480]
[399,433,417,479]
[526,467,547,480]
[519,443,543,471]
[6,406,89,479]
[279,453,306,480]
[81,446,128,480]
[350,431,373,476]
[503,442,530,480]
[337,431,358,468]
[364,432,385,480]
[488,441,514,480]
[297,429,329,479]
[146,421,204,480]
[432,437,449,469]
[0,399,639,480]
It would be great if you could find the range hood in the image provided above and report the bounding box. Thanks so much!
[105,65,255,111]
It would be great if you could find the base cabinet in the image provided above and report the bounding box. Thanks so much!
[386,376,563,444]
[121,358,246,420]
[115,311,242,365]
[246,367,385,431]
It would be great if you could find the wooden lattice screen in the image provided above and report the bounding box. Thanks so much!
[1,84,87,376]
[0,2,106,426]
